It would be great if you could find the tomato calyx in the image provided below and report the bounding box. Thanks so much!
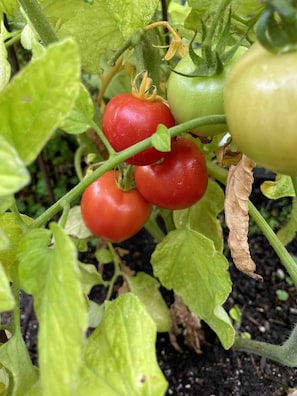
[114,164,136,192]
[256,0,297,54]
[131,70,163,102]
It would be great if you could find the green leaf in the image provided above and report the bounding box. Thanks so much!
[42,0,158,73]
[261,174,295,199]
[151,124,171,153]
[0,22,10,91]
[95,248,113,264]
[77,293,168,396]
[78,262,105,295]
[0,195,14,214]
[64,206,92,239]
[232,0,264,19]
[0,332,38,396]
[0,213,33,277]
[0,136,30,196]
[105,0,158,38]
[18,224,88,396]
[126,272,172,332]
[87,300,104,328]
[0,0,18,16]
[59,83,94,134]
[277,198,297,246]
[0,262,14,312]
[151,228,235,349]
[0,38,81,165]
[174,179,224,252]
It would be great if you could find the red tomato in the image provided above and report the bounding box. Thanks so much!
[102,93,175,165]
[81,171,152,242]
[134,137,208,210]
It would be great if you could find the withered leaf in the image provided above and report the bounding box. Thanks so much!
[169,294,206,354]
[224,154,263,281]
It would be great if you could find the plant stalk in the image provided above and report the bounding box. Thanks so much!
[18,0,58,45]
[234,322,297,367]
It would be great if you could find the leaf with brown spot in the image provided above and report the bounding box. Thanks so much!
[224,154,263,281]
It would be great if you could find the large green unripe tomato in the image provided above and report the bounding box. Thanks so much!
[167,47,247,137]
[224,42,297,176]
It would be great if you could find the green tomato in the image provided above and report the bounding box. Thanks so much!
[167,47,247,137]
[224,42,297,176]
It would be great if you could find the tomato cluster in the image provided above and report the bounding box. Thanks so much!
[81,92,209,242]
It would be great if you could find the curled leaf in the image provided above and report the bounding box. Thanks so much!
[225,154,263,281]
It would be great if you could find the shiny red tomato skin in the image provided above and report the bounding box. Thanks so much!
[81,171,152,242]
[134,137,208,210]
[102,93,176,165]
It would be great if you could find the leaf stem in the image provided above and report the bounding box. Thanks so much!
[144,211,165,242]
[234,322,297,366]
[105,242,122,301]
[18,0,58,45]
[203,0,232,49]
[248,200,297,288]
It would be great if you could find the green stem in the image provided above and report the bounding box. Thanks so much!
[10,201,29,232]
[248,200,297,288]
[108,29,145,67]
[10,283,21,335]
[5,32,22,48]
[144,212,165,242]
[105,242,122,301]
[91,121,116,157]
[234,322,297,366]
[74,145,86,182]
[203,0,232,48]
[29,115,226,229]
[159,208,175,233]
[58,201,70,229]
[18,0,58,45]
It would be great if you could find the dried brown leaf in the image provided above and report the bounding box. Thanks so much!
[225,154,263,281]
[169,294,206,354]
[216,137,242,167]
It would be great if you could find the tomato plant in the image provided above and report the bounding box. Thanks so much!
[167,47,247,137]
[81,171,152,242]
[224,41,297,176]
[102,93,175,165]
[134,137,208,210]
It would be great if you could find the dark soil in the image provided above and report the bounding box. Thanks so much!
[17,180,297,396]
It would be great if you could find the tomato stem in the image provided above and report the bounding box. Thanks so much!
[108,29,145,67]
[233,324,297,366]
[96,55,124,107]
[202,0,232,50]
[144,211,166,242]
[105,242,122,301]
[91,121,116,157]
[18,0,58,45]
